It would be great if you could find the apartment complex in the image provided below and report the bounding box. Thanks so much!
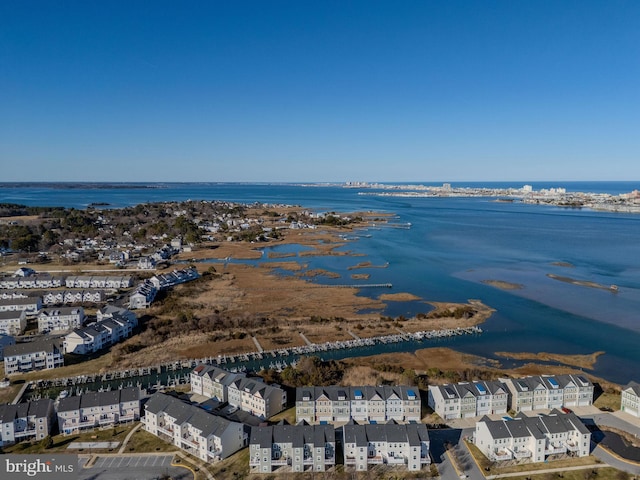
[428,380,509,420]
[295,385,421,424]
[0,296,42,315]
[190,364,286,419]
[0,399,55,447]
[343,421,431,471]
[143,392,247,462]
[63,307,137,355]
[3,339,64,375]
[250,423,336,473]
[474,411,591,463]
[0,310,27,336]
[57,387,141,434]
[37,307,85,333]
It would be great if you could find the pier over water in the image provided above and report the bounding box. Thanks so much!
[23,326,482,402]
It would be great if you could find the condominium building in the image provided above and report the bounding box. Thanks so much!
[474,411,590,463]
[0,296,42,314]
[296,385,421,424]
[427,380,509,420]
[64,308,136,355]
[3,339,64,375]
[0,399,55,446]
[37,307,85,333]
[343,421,431,471]
[250,423,336,473]
[0,310,27,336]
[143,392,247,462]
[57,387,141,434]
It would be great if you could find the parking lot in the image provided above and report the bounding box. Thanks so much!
[79,454,193,480]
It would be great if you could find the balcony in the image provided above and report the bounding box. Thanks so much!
[384,455,406,465]
[367,455,384,464]
[565,441,580,452]
[512,448,532,459]
[14,429,37,439]
[490,450,513,461]
[545,444,566,455]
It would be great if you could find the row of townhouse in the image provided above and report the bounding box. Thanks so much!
[0,290,29,299]
[63,307,137,355]
[505,375,594,412]
[0,399,56,447]
[343,421,431,472]
[3,339,65,375]
[143,392,247,463]
[428,380,509,420]
[190,364,286,419]
[65,275,133,289]
[57,387,141,434]
[295,385,421,424]
[428,375,594,420]
[474,411,591,462]
[0,296,42,314]
[150,267,199,290]
[43,289,104,305]
[0,274,64,289]
[0,310,27,336]
[37,307,85,334]
[250,422,336,473]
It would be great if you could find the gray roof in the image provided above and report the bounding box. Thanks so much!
[295,385,419,402]
[0,398,53,423]
[0,297,40,306]
[145,392,239,438]
[480,412,590,441]
[624,381,640,397]
[0,310,26,320]
[343,422,429,446]
[57,387,140,413]
[4,338,62,357]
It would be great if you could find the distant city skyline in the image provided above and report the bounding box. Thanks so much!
[1,1,639,182]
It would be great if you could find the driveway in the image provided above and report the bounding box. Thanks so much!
[79,454,193,480]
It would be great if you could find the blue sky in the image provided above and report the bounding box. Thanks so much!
[1,1,639,182]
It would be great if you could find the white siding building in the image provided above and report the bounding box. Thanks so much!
[621,381,640,418]
[0,310,27,336]
[474,411,591,463]
[0,399,55,447]
[250,423,336,473]
[143,392,247,462]
[343,421,431,472]
[3,339,65,375]
[37,307,85,333]
[503,375,594,412]
[427,380,509,420]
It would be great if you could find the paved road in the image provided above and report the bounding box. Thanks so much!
[593,445,640,476]
[79,454,193,480]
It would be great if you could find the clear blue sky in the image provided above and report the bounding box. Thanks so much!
[1,1,639,182]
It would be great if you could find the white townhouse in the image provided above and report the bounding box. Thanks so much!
[129,281,157,309]
[43,289,104,305]
[620,381,640,417]
[37,307,85,333]
[474,411,591,463]
[0,273,63,289]
[64,314,134,355]
[427,380,509,420]
[143,392,247,462]
[250,423,336,473]
[65,275,133,289]
[57,387,141,434]
[190,364,244,402]
[0,333,16,359]
[296,385,421,424]
[503,375,594,412]
[0,296,42,314]
[150,267,199,290]
[343,421,431,472]
[3,339,64,375]
[227,376,287,420]
[0,399,55,447]
[97,304,138,327]
[0,310,27,336]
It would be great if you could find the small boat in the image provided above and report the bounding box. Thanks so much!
[610,284,619,292]
[57,390,69,400]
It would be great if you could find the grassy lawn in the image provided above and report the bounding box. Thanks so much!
[2,423,139,454]
[208,448,250,479]
[124,427,179,453]
[594,392,621,412]
[507,467,632,480]
[12,352,116,384]
[0,381,23,404]
[269,406,296,424]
